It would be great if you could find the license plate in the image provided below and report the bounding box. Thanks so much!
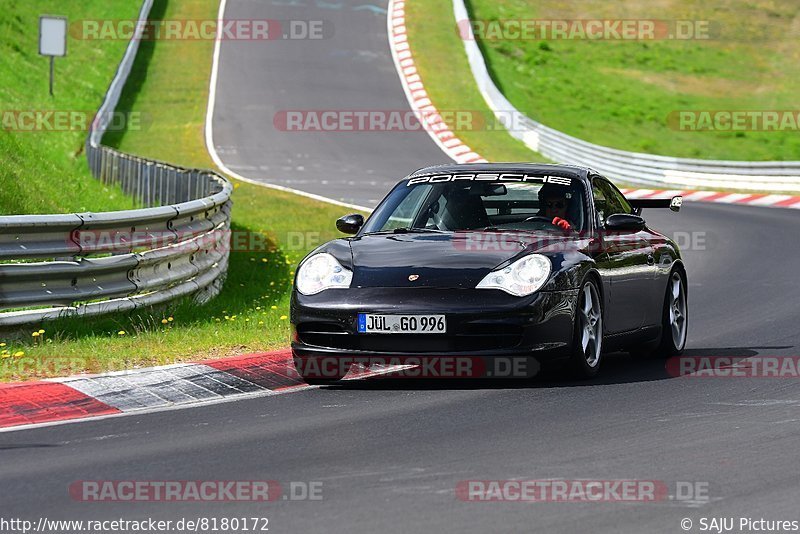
[357,314,446,334]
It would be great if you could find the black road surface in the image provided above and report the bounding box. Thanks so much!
[3,1,799,533]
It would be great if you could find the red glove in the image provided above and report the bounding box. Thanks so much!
[552,217,572,231]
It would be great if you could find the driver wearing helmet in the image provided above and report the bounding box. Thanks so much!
[538,185,574,231]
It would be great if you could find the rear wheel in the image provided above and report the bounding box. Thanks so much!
[569,279,604,378]
[656,270,688,356]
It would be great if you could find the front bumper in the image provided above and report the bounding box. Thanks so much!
[290,287,579,364]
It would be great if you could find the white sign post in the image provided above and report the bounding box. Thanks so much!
[39,15,67,97]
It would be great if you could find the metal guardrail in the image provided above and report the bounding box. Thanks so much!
[452,0,800,192]
[0,0,233,327]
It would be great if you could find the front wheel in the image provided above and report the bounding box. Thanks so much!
[656,270,688,356]
[569,279,604,378]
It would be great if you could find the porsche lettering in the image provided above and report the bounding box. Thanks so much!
[406,173,572,186]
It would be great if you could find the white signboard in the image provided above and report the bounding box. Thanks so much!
[39,16,67,57]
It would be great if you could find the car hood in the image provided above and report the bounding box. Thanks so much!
[347,232,572,288]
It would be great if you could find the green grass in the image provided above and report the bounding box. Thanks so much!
[406,1,546,163]
[0,0,367,381]
[0,0,141,215]
[462,0,800,161]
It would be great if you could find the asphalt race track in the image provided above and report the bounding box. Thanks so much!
[210,0,444,207]
[3,1,799,533]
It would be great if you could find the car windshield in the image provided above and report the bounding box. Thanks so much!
[361,177,587,234]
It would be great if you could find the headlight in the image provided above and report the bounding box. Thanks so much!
[296,253,353,295]
[476,254,551,296]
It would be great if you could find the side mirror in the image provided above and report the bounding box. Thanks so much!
[336,213,364,235]
[604,213,645,232]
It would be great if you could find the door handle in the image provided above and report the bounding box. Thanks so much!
[647,254,655,265]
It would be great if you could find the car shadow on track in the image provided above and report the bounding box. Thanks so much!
[326,346,788,391]
[0,444,60,451]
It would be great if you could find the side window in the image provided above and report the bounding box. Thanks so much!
[603,180,632,215]
[592,178,631,222]
[384,185,430,230]
[591,180,608,223]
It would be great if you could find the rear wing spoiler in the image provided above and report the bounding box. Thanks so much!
[630,196,682,215]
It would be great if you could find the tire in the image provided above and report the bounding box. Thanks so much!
[569,278,604,378]
[655,269,688,357]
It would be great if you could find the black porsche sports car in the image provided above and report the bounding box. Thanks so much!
[291,163,687,382]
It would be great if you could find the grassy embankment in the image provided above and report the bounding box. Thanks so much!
[409,0,800,161]
[0,0,365,380]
